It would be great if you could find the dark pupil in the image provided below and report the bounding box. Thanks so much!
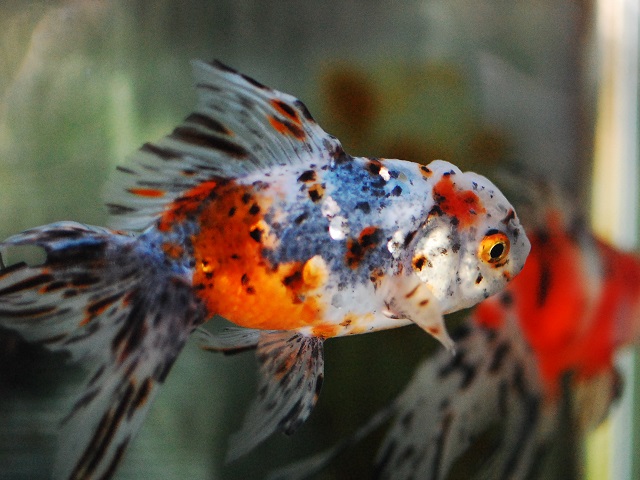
[490,243,505,259]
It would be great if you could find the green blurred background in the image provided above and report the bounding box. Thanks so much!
[0,1,636,479]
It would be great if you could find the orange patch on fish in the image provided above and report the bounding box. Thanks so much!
[420,165,433,178]
[312,323,340,338]
[346,226,382,269]
[268,115,306,140]
[192,182,325,330]
[433,175,485,228]
[128,188,165,198]
[158,180,218,231]
[162,242,184,259]
[270,99,301,124]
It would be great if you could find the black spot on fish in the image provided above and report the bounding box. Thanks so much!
[170,127,248,158]
[248,203,261,215]
[489,343,510,373]
[294,212,308,224]
[367,161,382,175]
[249,227,263,243]
[241,73,269,90]
[294,100,315,122]
[140,142,183,161]
[0,273,54,296]
[308,184,324,203]
[185,112,230,135]
[297,170,316,183]
[355,202,371,214]
[537,262,552,307]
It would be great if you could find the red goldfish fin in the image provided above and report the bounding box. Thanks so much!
[225,331,324,462]
[0,222,204,479]
[105,60,346,231]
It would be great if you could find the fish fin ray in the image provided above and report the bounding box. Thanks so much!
[374,317,544,480]
[0,222,204,479]
[196,325,261,353]
[105,60,345,231]
[227,331,324,462]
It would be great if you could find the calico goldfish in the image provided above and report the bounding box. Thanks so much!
[272,180,639,480]
[0,60,529,479]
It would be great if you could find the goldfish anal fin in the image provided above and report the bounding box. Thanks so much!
[105,60,346,231]
[227,331,324,462]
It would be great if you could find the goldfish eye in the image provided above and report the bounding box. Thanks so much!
[479,231,510,265]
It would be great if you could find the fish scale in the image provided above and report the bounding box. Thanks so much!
[0,60,530,478]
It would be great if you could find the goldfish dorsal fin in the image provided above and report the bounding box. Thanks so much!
[105,60,345,231]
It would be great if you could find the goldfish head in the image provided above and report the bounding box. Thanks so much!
[408,161,531,313]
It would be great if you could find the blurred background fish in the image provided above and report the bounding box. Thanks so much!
[0,1,637,479]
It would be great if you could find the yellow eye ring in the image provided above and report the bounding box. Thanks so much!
[479,231,510,265]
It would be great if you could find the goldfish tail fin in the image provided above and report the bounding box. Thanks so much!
[0,222,203,479]
[201,330,324,462]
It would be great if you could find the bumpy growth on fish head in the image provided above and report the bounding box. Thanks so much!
[409,161,530,313]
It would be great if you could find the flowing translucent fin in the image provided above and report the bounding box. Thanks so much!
[374,317,546,480]
[268,317,547,480]
[267,405,394,480]
[196,325,261,354]
[226,331,324,462]
[0,222,204,479]
[105,60,346,231]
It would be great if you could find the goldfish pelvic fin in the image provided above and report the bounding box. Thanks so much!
[0,222,204,479]
[196,325,261,354]
[105,60,346,231]
[226,331,324,462]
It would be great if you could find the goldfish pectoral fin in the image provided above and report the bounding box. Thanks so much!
[196,326,261,354]
[375,318,544,480]
[411,312,456,354]
[383,276,455,352]
[226,331,324,462]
